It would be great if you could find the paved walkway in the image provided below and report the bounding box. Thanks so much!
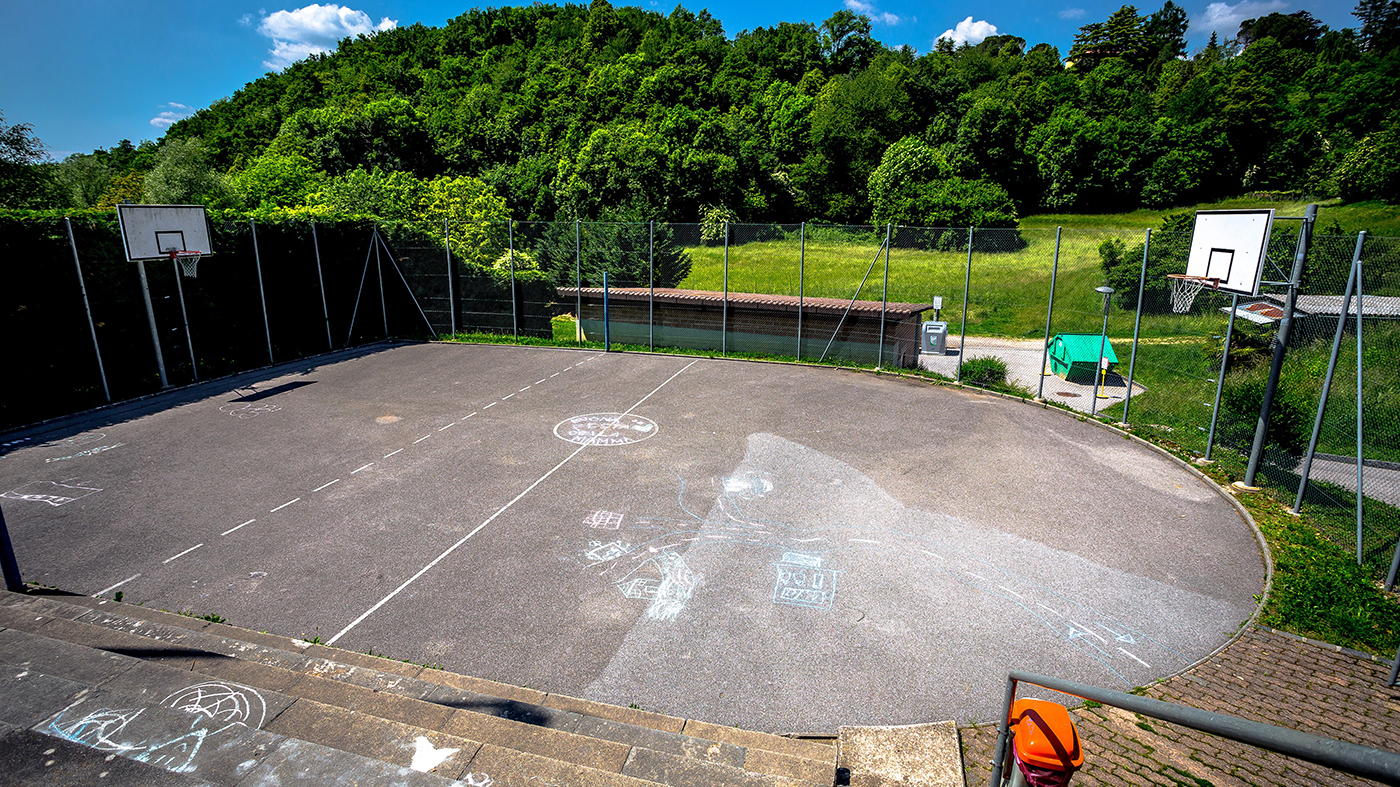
[919,337,1145,415]
[960,627,1399,786]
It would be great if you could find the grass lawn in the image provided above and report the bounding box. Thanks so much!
[1022,197,1400,237]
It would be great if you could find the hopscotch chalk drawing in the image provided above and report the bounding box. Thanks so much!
[1,479,102,506]
[554,413,658,446]
[46,443,124,463]
[219,402,282,419]
[47,681,267,774]
[584,510,624,529]
[773,552,839,610]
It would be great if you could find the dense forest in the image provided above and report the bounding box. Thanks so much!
[3,0,1399,228]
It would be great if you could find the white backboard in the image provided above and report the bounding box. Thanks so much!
[117,204,213,261]
[1185,209,1274,296]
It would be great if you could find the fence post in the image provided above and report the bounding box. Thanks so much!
[878,224,891,368]
[797,222,805,361]
[957,228,973,383]
[64,217,110,402]
[648,221,655,351]
[1036,227,1062,401]
[1355,248,1364,565]
[445,219,456,337]
[171,258,198,380]
[575,220,582,346]
[250,219,275,363]
[603,271,610,351]
[1294,235,1363,511]
[1206,294,1239,461]
[136,259,170,388]
[509,220,518,341]
[312,222,332,350]
[1121,228,1151,424]
[375,226,388,339]
[723,220,729,356]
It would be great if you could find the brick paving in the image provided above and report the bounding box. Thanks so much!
[960,628,1400,786]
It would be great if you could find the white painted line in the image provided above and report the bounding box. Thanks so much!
[502,394,515,400]
[998,586,1024,599]
[520,386,531,391]
[535,379,546,385]
[463,413,476,419]
[484,402,497,409]
[921,550,943,560]
[222,519,256,536]
[354,462,376,472]
[163,544,204,564]
[413,435,431,444]
[384,449,403,458]
[328,359,700,646]
[270,497,301,512]
[850,538,881,544]
[312,479,340,492]
[1069,620,1107,642]
[97,574,140,596]
[1119,648,1151,668]
[439,423,455,431]
[550,373,559,378]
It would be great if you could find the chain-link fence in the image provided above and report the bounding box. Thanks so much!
[3,213,1397,578]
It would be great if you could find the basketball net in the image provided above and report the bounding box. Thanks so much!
[1167,274,1218,314]
[171,251,202,278]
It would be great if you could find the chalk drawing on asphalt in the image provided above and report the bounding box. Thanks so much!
[583,510,624,529]
[46,443,125,463]
[773,552,839,610]
[554,413,658,446]
[409,736,460,772]
[40,432,105,449]
[219,402,282,419]
[1,479,102,506]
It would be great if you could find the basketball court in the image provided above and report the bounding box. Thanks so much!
[0,341,1266,732]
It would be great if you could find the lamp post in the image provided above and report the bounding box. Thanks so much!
[1092,286,1114,416]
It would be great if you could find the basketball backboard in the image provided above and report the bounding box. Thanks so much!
[1184,209,1274,296]
[117,204,214,261]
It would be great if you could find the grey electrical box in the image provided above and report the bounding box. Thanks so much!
[922,321,948,354]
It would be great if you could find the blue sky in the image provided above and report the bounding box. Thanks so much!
[0,0,1359,159]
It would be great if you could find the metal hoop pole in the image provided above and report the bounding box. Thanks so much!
[1036,227,1062,400]
[1355,248,1364,565]
[250,219,274,364]
[65,217,110,402]
[171,256,198,380]
[136,259,169,388]
[575,220,582,346]
[1122,228,1151,424]
[957,228,973,382]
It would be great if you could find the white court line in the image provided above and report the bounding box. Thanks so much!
[550,373,559,378]
[97,574,140,595]
[965,572,990,582]
[312,479,340,492]
[502,394,515,400]
[413,435,431,444]
[222,518,256,536]
[1119,648,1151,668]
[163,544,204,564]
[354,461,377,471]
[484,402,497,409]
[270,497,301,512]
[921,550,943,560]
[519,386,531,391]
[439,423,455,431]
[535,379,546,384]
[328,358,699,646]
[384,449,403,458]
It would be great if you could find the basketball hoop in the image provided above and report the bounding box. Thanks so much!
[1167,273,1219,314]
[171,250,202,278]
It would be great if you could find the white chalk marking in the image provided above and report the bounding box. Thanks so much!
[163,544,204,564]
[270,498,301,512]
[409,736,459,773]
[328,359,699,646]
[965,572,990,582]
[484,402,496,409]
[792,537,824,543]
[1068,620,1107,642]
[1119,648,1151,668]
[849,538,881,544]
[223,519,256,535]
[1038,603,1064,617]
[998,586,1024,599]
[384,449,403,458]
[921,550,944,560]
[413,435,431,444]
[439,423,455,431]
[312,479,340,492]
[97,574,140,596]
[502,394,515,400]
[535,379,546,385]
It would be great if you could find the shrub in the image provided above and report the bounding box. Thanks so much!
[961,355,1009,387]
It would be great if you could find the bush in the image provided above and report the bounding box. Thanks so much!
[961,355,1009,387]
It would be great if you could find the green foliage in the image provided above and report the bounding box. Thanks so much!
[0,110,53,208]
[1099,212,1193,312]
[960,355,1009,386]
[869,136,1018,229]
[229,153,324,210]
[143,137,233,207]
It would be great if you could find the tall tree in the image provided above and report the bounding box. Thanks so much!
[0,110,51,208]
[1355,0,1400,52]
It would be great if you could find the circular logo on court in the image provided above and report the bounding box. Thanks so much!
[555,413,658,446]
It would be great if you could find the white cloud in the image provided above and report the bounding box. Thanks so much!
[150,102,193,129]
[938,16,997,46]
[844,0,903,25]
[239,13,253,26]
[1059,8,1087,19]
[1191,0,1288,40]
[256,4,397,70]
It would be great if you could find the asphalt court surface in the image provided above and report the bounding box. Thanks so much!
[0,343,1266,732]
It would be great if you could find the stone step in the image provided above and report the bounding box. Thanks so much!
[0,721,218,787]
[0,590,836,786]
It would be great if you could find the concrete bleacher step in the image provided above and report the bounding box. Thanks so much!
[0,589,836,786]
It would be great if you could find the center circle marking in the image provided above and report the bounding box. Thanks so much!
[554,413,658,446]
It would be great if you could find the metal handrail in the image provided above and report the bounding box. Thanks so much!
[989,671,1400,786]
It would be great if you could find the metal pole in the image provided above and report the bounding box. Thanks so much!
[136,259,169,388]
[649,221,654,351]
[375,227,388,339]
[312,222,332,350]
[1388,645,1400,686]
[1121,229,1151,424]
[346,229,376,347]
[603,271,610,351]
[1092,287,1112,417]
[956,228,973,382]
[65,217,110,402]
[878,224,890,367]
[509,220,518,341]
[1242,204,1316,489]
[723,220,729,356]
[250,219,274,364]
[575,220,582,346]
[1036,227,1062,400]
[797,222,805,361]
[1206,294,1240,462]
[1294,236,1363,511]
[987,675,1019,787]
[0,504,21,593]
[445,219,456,337]
[1355,250,1364,565]
[171,258,198,380]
